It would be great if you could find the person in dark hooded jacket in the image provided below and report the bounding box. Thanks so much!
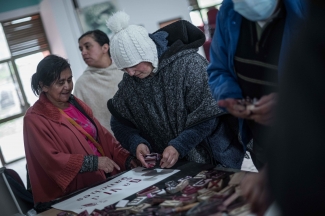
[106,11,244,169]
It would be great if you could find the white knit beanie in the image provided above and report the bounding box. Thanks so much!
[106,11,158,71]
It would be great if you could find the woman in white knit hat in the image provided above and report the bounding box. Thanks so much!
[106,11,245,169]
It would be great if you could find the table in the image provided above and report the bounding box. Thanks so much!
[37,208,61,216]
[37,161,222,215]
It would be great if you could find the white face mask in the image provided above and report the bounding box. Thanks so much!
[232,0,278,21]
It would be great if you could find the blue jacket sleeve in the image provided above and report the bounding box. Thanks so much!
[110,116,152,156]
[168,118,218,158]
[207,0,243,102]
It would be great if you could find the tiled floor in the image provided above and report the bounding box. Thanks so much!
[1,151,257,189]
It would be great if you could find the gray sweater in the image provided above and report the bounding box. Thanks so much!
[109,20,244,168]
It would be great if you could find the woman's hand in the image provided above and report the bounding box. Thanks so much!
[240,167,272,216]
[136,143,150,168]
[250,93,277,126]
[98,157,120,173]
[129,158,142,169]
[160,146,179,168]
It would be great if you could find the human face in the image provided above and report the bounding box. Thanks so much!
[42,68,73,109]
[232,0,278,21]
[123,62,154,79]
[78,36,109,67]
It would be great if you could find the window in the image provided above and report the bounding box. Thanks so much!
[0,25,11,61]
[0,14,50,165]
[188,0,223,39]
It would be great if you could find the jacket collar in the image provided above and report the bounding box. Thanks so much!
[31,93,94,122]
[31,92,62,122]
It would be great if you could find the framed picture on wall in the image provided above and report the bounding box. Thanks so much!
[77,1,117,36]
[159,17,182,28]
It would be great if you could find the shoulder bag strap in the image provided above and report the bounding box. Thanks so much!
[59,108,105,156]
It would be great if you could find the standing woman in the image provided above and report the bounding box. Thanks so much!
[106,11,244,169]
[24,55,137,204]
[74,30,123,133]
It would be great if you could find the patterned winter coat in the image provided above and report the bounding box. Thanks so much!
[108,20,244,168]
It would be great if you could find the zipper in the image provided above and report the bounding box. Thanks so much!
[255,41,259,53]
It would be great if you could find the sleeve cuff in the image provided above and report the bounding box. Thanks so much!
[125,155,136,170]
[80,155,98,173]
[57,154,84,192]
[129,139,152,156]
[169,141,186,158]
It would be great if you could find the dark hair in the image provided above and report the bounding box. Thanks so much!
[78,29,110,55]
[31,55,70,96]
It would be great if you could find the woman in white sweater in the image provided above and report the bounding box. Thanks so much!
[74,30,123,133]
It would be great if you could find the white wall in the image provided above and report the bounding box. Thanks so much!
[40,0,87,81]
[40,0,66,59]
[114,0,205,57]
[77,0,191,33]
[77,0,205,58]
[115,0,191,33]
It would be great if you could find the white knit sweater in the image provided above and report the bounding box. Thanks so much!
[74,62,123,133]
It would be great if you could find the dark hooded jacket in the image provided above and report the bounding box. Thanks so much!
[108,20,244,168]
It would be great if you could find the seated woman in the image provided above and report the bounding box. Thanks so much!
[24,55,139,204]
[106,12,245,170]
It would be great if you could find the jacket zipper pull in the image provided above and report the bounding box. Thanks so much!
[255,41,260,53]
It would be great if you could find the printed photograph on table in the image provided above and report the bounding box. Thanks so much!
[52,167,179,214]
[54,167,257,216]
[78,1,117,36]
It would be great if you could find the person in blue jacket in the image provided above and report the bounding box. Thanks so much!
[207,0,305,169]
